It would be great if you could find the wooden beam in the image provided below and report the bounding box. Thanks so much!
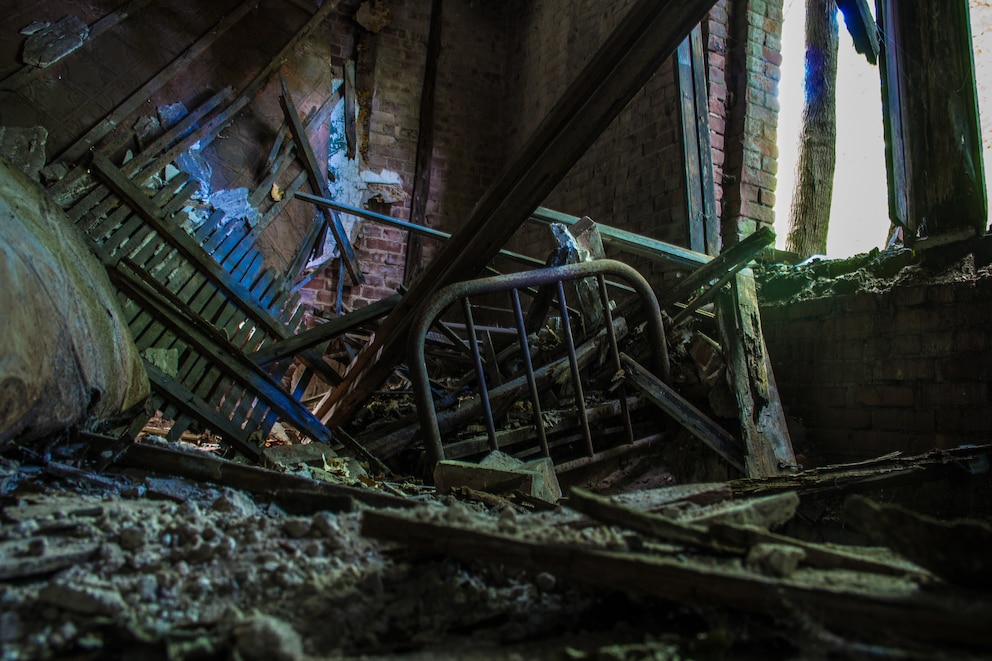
[362,510,992,649]
[279,73,364,284]
[343,60,358,160]
[316,0,722,428]
[252,294,401,366]
[56,0,259,165]
[404,0,444,285]
[675,26,719,255]
[836,0,880,64]
[82,432,414,511]
[619,353,745,473]
[877,1,986,243]
[717,273,797,477]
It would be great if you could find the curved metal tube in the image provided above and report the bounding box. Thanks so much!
[409,259,670,472]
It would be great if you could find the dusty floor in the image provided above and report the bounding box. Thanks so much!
[0,451,779,660]
[2,435,989,661]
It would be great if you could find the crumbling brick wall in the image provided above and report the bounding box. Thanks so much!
[303,0,785,312]
[761,278,992,464]
[301,0,508,313]
[720,0,782,247]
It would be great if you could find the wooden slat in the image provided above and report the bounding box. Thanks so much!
[144,361,257,457]
[619,353,745,473]
[110,260,338,448]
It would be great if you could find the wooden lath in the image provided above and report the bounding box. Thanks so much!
[50,88,351,460]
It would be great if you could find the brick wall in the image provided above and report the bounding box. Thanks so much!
[299,0,785,313]
[720,0,782,246]
[761,276,992,464]
[300,0,508,313]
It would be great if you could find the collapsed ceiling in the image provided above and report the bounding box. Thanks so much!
[0,0,990,658]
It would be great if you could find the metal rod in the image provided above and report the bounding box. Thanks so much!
[557,281,594,456]
[409,259,668,471]
[511,288,549,457]
[598,274,633,444]
[462,298,499,452]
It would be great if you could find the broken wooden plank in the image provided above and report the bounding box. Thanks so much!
[404,0,443,285]
[361,510,992,649]
[836,0,880,64]
[252,294,400,366]
[730,444,992,500]
[716,273,797,477]
[844,495,992,588]
[57,0,258,165]
[656,225,774,311]
[619,353,745,473]
[82,433,412,511]
[569,488,925,578]
[315,0,722,429]
[279,73,363,285]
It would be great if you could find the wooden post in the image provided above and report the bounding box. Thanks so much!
[675,25,719,256]
[877,0,987,244]
[404,0,444,285]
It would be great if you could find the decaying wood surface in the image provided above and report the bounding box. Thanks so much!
[730,444,992,499]
[362,508,992,649]
[717,273,797,478]
[845,494,992,589]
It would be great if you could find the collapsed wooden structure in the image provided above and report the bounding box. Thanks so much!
[0,1,989,655]
[26,0,807,484]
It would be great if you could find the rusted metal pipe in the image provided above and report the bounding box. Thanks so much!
[409,259,669,473]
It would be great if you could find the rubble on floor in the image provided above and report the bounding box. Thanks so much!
[1,436,990,659]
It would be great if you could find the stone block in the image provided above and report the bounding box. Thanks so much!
[434,451,562,503]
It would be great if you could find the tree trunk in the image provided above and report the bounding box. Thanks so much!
[786,0,839,258]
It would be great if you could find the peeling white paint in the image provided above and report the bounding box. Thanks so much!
[309,82,405,267]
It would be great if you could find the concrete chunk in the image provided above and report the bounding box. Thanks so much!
[22,16,89,68]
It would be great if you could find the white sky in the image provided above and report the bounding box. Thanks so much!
[774,1,992,258]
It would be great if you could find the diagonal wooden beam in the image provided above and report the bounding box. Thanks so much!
[251,294,400,367]
[315,0,721,428]
[279,73,364,285]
